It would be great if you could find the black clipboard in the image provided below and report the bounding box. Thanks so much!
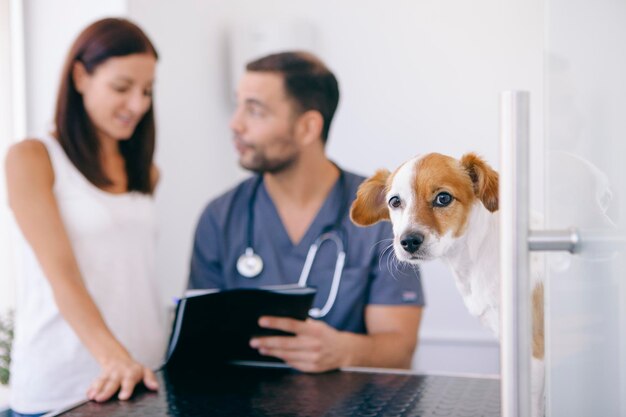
[164,285,316,373]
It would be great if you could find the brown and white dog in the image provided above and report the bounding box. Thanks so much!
[350,152,544,416]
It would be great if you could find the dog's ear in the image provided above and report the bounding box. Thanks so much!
[350,169,391,226]
[460,153,499,212]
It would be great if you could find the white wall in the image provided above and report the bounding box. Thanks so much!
[128,0,545,374]
[0,0,31,351]
[1,0,550,408]
[7,0,547,378]
[0,0,16,315]
[0,0,23,407]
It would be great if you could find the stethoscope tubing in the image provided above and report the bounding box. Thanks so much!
[300,232,346,318]
[238,166,350,318]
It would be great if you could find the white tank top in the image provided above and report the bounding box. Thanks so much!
[10,135,168,413]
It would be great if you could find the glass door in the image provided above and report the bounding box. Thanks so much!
[500,1,625,416]
[544,0,626,415]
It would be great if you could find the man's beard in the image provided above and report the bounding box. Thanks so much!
[239,134,299,174]
[241,150,299,174]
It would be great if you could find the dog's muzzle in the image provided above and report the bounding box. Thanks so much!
[400,232,425,254]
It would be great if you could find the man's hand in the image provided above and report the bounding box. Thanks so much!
[251,306,422,371]
[250,316,351,373]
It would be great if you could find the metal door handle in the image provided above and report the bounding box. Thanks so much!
[528,228,580,253]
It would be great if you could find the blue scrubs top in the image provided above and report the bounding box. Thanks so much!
[189,169,424,334]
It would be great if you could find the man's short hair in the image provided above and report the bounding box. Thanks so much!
[246,51,340,143]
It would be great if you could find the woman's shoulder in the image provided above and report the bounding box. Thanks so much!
[5,139,54,183]
[8,137,48,153]
[6,139,52,169]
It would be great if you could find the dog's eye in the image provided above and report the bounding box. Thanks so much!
[433,192,453,207]
[388,196,401,208]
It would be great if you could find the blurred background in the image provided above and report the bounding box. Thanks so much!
[0,0,549,405]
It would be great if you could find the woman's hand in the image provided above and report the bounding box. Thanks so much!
[87,353,158,402]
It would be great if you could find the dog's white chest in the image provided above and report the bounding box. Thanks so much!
[444,204,501,336]
[453,269,500,336]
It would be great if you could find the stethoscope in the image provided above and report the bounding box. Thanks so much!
[236,168,349,318]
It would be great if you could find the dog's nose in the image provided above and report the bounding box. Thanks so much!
[400,233,424,254]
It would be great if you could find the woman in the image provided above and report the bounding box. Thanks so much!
[5,18,167,416]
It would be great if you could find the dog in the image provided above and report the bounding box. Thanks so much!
[350,152,544,417]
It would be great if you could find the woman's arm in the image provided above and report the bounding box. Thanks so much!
[150,164,160,192]
[5,139,158,402]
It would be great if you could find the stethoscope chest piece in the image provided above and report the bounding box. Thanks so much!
[238,168,349,317]
[237,247,264,278]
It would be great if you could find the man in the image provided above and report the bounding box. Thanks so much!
[189,51,424,372]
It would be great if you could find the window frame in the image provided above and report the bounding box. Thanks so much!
[0,0,26,314]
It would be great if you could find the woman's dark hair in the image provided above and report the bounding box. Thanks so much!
[54,18,158,194]
[246,51,340,144]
